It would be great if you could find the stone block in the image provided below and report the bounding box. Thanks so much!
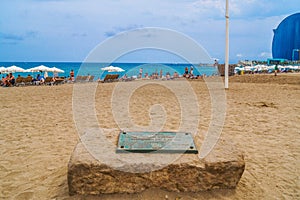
[68,131,245,195]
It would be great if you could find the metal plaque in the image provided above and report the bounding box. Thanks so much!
[116,131,198,154]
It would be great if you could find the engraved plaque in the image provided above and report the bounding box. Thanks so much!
[116,131,198,154]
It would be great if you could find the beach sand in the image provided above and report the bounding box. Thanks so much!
[0,74,299,199]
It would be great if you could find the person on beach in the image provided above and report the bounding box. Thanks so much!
[8,73,15,86]
[38,74,45,84]
[1,76,4,86]
[33,74,40,85]
[144,72,149,79]
[173,71,179,78]
[139,68,143,78]
[2,75,9,87]
[190,66,194,76]
[53,71,58,78]
[274,64,278,76]
[70,69,74,81]
[214,59,218,67]
[166,72,171,80]
[185,67,188,75]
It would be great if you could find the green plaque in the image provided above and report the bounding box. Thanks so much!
[116,131,198,154]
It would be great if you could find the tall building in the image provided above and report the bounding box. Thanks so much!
[272,13,300,61]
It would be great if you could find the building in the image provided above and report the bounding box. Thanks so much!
[272,13,300,61]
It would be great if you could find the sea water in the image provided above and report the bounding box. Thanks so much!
[0,62,218,80]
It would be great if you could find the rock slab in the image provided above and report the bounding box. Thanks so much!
[68,133,245,195]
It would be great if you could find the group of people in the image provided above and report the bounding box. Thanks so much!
[136,68,181,80]
[183,66,194,78]
[1,73,15,87]
[32,74,45,85]
[124,67,192,81]
[0,69,77,87]
[1,72,68,87]
[132,66,203,80]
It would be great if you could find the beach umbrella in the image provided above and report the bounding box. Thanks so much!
[5,65,26,73]
[0,66,6,73]
[290,65,299,70]
[26,65,52,72]
[50,67,64,73]
[244,66,253,71]
[101,65,125,72]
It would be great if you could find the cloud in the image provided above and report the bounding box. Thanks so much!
[0,31,38,44]
[25,31,38,38]
[0,32,24,41]
[236,53,243,58]
[104,31,116,37]
[188,0,299,20]
[0,41,19,45]
[104,24,144,37]
[72,33,87,37]
[259,52,271,58]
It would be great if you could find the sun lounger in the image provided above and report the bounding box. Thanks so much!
[75,76,83,82]
[44,77,54,85]
[88,75,95,82]
[102,74,119,83]
[82,76,89,82]
[53,78,65,85]
[23,76,33,85]
[15,77,25,86]
[75,75,90,83]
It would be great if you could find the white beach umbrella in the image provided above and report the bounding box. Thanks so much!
[261,65,269,70]
[290,65,299,70]
[244,66,253,71]
[51,67,64,73]
[267,65,275,70]
[0,66,6,73]
[27,65,52,72]
[101,65,125,72]
[5,65,26,73]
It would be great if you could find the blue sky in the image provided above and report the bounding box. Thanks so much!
[0,0,299,63]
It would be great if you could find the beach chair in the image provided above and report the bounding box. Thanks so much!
[53,78,65,85]
[81,76,89,82]
[44,77,54,85]
[23,76,33,85]
[75,76,83,82]
[88,75,95,82]
[102,74,119,83]
[102,74,111,83]
[15,77,25,86]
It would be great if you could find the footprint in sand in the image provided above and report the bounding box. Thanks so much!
[14,191,34,200]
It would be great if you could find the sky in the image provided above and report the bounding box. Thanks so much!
[0,0,299,63]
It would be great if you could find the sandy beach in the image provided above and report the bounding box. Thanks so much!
[0,73,299,199]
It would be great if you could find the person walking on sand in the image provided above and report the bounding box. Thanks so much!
[274,64,278,76]
[139,68,143,78]
[70,69,75,81]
